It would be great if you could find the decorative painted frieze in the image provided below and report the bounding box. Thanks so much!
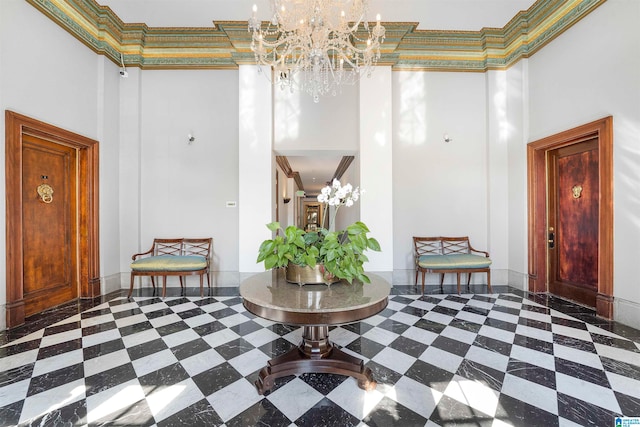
[25,0,606,72]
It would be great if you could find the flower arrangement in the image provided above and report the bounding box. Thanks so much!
[257,179,381,283]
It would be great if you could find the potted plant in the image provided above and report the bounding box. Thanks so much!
[257,180,381,284]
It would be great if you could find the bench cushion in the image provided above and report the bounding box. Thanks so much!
[417,255,451,269]
[418,254,492,269]
[131,255,207,272]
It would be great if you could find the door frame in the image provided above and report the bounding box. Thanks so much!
[5,110,100,328]
[527,116,613,318]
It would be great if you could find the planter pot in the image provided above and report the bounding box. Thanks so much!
[285,264,340,285]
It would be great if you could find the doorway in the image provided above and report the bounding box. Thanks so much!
[5,111,100,328]
[527,116,613,318]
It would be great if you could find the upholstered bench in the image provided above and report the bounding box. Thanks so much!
[413,236,492,294]
[128,238,212,298]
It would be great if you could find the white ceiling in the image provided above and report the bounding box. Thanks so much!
[98,0,536,31]
[97,0,536,194]
[286,155,346,195]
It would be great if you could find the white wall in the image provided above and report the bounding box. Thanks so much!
[136,70,240,273]
[505,61,529,289]
[361,67,394,271]
[274,81,359,153]
[118,67,143,287]
[97,56,123,291]
[0,1,100,138]
[527,0,640,326]
[392,71,489,276]
[0,0,122,327]
[238,65,273,272]
[486,70,509,286]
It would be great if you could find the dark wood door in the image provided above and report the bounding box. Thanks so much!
[21,134,78,317]
[547,138,599,307]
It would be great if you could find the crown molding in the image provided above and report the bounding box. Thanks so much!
[25,0,606,72]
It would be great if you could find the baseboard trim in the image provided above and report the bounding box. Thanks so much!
[101,273,126,294]
[614,297,640,330]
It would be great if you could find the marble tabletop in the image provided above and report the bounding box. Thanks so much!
[239,269,391,326]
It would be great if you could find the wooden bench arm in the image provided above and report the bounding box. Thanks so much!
[468,245,490,258]
[131,247,154,261]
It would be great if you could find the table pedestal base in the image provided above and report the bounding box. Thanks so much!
[255,325,376,395]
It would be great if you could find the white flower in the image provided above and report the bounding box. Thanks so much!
[316,181,364,230]
[336,187,348,199]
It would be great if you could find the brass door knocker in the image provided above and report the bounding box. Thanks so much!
[37,183,54,203]
[571,185,583,199]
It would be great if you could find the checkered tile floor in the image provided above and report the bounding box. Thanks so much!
[2,287,640,426]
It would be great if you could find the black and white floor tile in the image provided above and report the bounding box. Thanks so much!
[1,282,640,426]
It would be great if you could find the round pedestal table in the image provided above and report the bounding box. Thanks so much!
[239,269,391,395]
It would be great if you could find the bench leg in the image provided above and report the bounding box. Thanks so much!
[439,274,444,291]
[179,276,186,296]
[162,276,167,298]
[128,273,135,298]
[206,270,211,291]
[200,274,204,297]
[487,270,492,294]
[421,271,426,294]
[456,273,461,295]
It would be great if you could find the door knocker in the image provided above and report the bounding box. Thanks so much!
[571,185,583,199]
[37,183,54,203]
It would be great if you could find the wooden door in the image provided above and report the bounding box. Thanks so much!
[21,135,78,316]
[6,111,100,328]
[527,116,613,319]
[547,138,599,307]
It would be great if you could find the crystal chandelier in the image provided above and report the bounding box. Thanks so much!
[248,0,385,103]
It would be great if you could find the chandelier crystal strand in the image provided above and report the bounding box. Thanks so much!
[249,0,385,103]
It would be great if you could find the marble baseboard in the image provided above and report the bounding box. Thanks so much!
[507,270,528,291]
[615,297,640,330]
[102,272,125,294]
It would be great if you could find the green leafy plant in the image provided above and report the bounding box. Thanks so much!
[257,222,320,270]
[257,180,381,284]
